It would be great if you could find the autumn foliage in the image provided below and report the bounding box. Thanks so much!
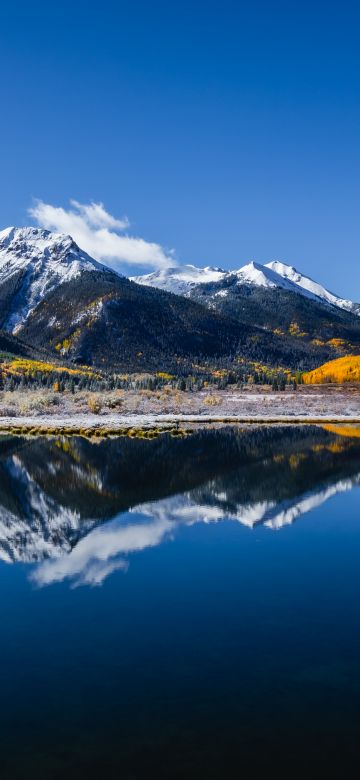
[302,355,360,384]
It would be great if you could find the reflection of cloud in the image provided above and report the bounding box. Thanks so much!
[31,515,173,588]
[71,558,129,588]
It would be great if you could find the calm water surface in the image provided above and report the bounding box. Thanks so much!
[1,424,360,778]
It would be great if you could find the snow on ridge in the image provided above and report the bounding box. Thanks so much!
[265,260,356,313]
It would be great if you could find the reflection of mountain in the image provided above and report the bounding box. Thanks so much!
[0,426,359,584]
[136,474,360,532]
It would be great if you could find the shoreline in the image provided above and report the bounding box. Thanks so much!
[0,386,358,436]
[0,412,360,437]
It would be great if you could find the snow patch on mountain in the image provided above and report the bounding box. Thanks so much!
[131,264,226,295]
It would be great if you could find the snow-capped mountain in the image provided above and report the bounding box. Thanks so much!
[133,258,360,315]
[0,226,359,370]
[0,227,105,332]
[0,227,273,371]
[131,264,227,295]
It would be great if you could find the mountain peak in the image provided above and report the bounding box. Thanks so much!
[234,261,288,289]
[0,226,80,253]
[0,225,105,332]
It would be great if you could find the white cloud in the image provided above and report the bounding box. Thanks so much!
[70,200,130,231]
[28,199,175,274]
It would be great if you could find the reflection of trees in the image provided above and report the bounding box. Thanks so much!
[0,425,359,565]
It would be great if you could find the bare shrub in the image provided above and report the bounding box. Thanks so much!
[204,395,221,406]
[87,395,102,414]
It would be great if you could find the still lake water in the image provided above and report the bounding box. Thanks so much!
[1,424,360,778]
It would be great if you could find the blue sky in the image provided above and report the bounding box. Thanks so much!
[1,0,360,295]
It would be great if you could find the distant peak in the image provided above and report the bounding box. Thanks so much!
[267,259,297,272]
[243,260,262,270]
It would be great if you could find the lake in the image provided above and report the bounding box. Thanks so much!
[1,424,360,778]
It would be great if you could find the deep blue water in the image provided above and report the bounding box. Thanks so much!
[0,425,360,777]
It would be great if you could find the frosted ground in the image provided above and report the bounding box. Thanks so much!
[0,385,359,430]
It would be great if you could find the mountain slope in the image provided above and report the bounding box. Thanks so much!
[0,227,104,332]
[0,329,45,360]
[18,270,247,369]
[188,281,360,369]
[19,269,330,370]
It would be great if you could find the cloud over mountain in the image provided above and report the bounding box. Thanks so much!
[29,199,175,273]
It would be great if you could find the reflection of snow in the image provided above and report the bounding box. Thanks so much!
[134,494,277,529]
[264,478,359,529]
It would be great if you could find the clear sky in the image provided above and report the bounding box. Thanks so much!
[1,0,360,295]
